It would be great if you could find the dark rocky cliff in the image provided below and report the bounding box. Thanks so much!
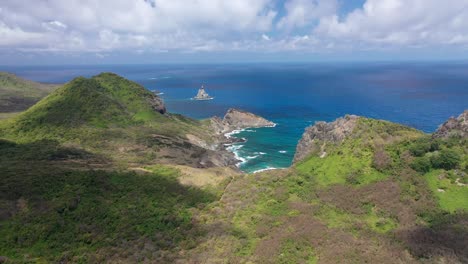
[433,110,467,138]
[293,115,359,163]
[149,95,166,114]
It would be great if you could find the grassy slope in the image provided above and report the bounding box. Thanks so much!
[3,73,165,135]
[408,136,468,212]
[183,117,467,263]
[0,72,58,112]
[0,73,216,166]
[0,140,221,263]
[1,73,206,136]
[295,118,422,186]
[0,73,230,263]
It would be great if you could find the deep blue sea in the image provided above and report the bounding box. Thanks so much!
[2,63,467,173]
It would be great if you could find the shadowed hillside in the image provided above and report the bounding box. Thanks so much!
[0,139,218,263]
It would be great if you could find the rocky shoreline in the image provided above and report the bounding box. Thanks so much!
[209,108,276,169]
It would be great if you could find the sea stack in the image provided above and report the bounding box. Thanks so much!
[193,85,214,100]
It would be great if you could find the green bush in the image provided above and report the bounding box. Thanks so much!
[408,138,432,157]
[429,139,441,152]
[430,149,461,170]
[410,156,432,173]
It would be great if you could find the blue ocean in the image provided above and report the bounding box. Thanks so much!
[2,63,467,173]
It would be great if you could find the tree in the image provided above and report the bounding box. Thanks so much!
[431,149,461,170]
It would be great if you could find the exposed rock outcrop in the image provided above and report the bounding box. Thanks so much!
[153,109,274,170]
[293,115,359,163]
[202,108,276,168]
[433,110,468,138]
[211,108,275,135]
[149,95,166,114]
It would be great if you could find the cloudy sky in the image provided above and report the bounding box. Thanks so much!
[1,0,468,64]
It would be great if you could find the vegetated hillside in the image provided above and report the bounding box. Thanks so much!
[4,72,167,132]
[0,72,58,113]
[0,139,228,263]
[0,73,238,263]
[182,115,467,263]
[0,73,229,168]
[0,72,466,263]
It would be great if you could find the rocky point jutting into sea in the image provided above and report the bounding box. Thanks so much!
[210,108,276,135]
[206,108,276,168]
[182,108,276,169]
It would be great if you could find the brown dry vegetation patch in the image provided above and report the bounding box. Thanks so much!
[317,180,417,227]
[253,199,417,264]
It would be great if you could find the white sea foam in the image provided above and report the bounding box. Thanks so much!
[236,157,247,166]
[279,150,287,154]
[252,167,278,174]
[265,123,277,128]
[226,144,243,151]
[149,76,171,80]
[226,144,246,167]
[224,124,276,168]
[224,129,245,138]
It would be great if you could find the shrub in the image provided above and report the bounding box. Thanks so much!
[411,156,432,173]
[429,139,441,152]
[430,149,461,170]
[372,149,391,171]
[346,172,361,185]
[409,138,432,157]
[461,176,468,185]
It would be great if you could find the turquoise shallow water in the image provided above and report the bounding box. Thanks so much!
[2,63,467,173]
[226,119,309,173]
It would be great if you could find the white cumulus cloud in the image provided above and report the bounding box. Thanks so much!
[1,0,468,59]
[277,0,337,30]
[315,0,468,46]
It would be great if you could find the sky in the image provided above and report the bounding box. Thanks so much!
[1,0,468,64]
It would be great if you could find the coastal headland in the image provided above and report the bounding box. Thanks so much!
[0,72,466,263]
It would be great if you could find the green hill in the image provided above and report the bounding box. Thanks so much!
[1,72,200,140]
[6,73,166,132]
[0,73,234,263]
[0,73,225,169]
[0,72,58,113]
